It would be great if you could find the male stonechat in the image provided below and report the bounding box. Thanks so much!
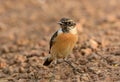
[43,18,78,66]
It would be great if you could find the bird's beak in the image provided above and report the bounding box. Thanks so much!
[57,22,63,25]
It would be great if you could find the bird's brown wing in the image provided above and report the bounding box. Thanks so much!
[49,31,58,53]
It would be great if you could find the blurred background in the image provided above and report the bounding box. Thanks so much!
[0,0,120,82]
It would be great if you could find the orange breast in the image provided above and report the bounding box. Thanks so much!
[51,33,78,58]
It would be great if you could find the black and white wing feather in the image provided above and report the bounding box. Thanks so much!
[49,31,58,53]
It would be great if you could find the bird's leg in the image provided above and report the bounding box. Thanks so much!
[64,56,76,70]
[64,59,78,74]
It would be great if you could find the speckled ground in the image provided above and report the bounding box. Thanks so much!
[0,0,120,82]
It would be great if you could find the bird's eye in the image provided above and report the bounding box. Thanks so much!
[68,22,71,24]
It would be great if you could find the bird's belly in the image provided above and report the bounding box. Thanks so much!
[51,43,73,58]
[51,33,78,59]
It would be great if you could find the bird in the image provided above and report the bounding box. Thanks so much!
[43,17,78,66]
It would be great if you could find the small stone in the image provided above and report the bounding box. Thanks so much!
[0,61,7,68]
[2,68,10,74]
[38,40,46,46]
[107,14,116,23]
[18,79,26,82]
[1,46,9,53]
[19,67,25,73]
[89,39,98,49]
[81,48,92,56]
[0,73,6,78]
[87,53,100,61]
[15,55,26,63]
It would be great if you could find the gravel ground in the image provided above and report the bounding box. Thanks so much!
[0,0,120,82]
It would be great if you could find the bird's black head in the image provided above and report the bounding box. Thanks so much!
[58,18,76,33]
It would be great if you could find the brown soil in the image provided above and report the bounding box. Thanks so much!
[0,0,120,82]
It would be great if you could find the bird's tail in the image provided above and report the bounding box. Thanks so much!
[43,57,53,66]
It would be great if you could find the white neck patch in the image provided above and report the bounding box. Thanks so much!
[69,27,77,34]
[57,28,63,35]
